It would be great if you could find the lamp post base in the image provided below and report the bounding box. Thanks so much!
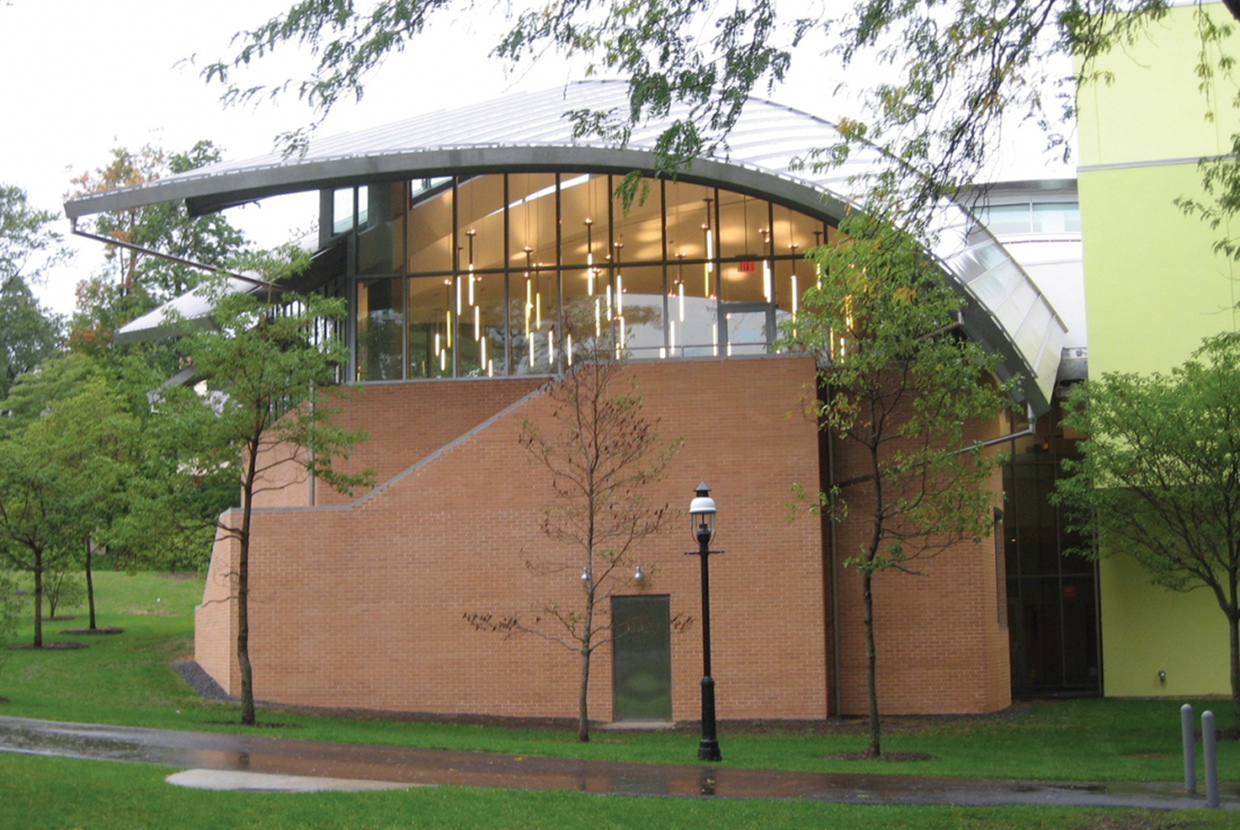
[698,739,722,762]
[699,675,721,762]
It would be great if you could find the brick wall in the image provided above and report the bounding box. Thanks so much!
[251,378,544,509]
[828,403,1012,715]
[195,516,241,694]
[195,357,1011,719]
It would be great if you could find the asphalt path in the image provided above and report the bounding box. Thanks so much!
[0,715,1236,808]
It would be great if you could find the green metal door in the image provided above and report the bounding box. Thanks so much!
[611,595,672,722]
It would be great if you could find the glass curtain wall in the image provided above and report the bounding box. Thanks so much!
[344,174,831,381]
[1003,403,1099,696]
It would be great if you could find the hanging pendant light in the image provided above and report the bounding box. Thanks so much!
[614,240,624,315]
[584,217,595,296]
[676,251,686,322]
[760,227,772,303]
[702,196,714,297]
[524,247,533,339]
[466,228,477,306]
[789,241,800,319]
[814,230,824,288]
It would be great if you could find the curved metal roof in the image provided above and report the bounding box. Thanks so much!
[66,80,1065,413]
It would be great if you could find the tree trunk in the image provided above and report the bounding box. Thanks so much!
[1230,610,1240,738]
[578,644,591,742]
[863,567,880,758]
[32,549,43,648]
[46,574,59,619]
[237,445,259,727]
[864,425,882,759]
[578,576,595,743]
[85,536,96,631]
[237,524,255,726]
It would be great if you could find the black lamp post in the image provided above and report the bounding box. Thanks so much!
[688,482,722,762]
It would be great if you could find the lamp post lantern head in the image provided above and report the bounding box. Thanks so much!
[690,482,716,546]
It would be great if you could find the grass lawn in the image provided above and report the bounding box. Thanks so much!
[3,572,1236,781]
[0,753,1233,830]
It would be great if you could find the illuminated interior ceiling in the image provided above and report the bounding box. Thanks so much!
[64,80,1065,414]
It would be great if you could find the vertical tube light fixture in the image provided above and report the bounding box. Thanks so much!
[584,217,595,295]
[466,228,477,306]
[676,251,686,322]
[760,227,772,303]
[614,240,624,315]
[814,230,824,288]
[702,197,714,297]
[789,242,800,319]
[523,246,533,339]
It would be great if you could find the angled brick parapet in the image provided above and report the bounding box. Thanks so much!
[195,357,1008,720]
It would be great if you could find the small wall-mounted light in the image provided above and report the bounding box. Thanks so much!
[1159,670,1167,684]
[581,567,589,582]
[634,565,646,583]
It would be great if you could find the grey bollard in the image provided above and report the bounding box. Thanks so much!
[1203,710,1219,808]
[1182,703,1196,795]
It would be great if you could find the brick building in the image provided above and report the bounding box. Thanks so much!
[65,81,1067,721]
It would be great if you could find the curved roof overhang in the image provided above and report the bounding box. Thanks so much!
[65,81,1065,414]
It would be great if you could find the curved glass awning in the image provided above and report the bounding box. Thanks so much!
[64,80,1065,414]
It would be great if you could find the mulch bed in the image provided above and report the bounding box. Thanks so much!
[5,642,88,650]
[59,627,124,635]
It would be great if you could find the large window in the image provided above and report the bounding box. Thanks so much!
[1003,403,1099,696]
[335,174,832,380]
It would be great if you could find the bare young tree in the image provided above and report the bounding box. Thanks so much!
[469,321,679,742]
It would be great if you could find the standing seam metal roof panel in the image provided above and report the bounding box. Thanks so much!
[66,80,1065,414]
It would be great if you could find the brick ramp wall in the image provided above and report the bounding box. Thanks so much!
[194,516,241,695]
[249,379,545,509]
[195,358,1009,719]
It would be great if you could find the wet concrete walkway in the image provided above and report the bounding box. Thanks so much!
[1,715,1236,808]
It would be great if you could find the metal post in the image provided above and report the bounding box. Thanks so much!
[697,531,721,762]
[1203,710,1219,808]
[1182,703,1196,795]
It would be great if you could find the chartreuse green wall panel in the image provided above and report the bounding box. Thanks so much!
[1079,162,1239,378]
[1099,556,1230,697]
[1076,4,1240,170]
[1078,1,1239,698]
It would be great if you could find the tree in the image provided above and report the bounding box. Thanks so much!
[0,184,65,398]
[67,142,249,352]
[468,320,679,742]
[42,567,85,621]
[1,353,157,629]
[0,430,76,646]
[791,212,1013,757]
[0,571,18,685]
[1053,333,1240,731]
[153,263,371,725]
[0,377,133,646]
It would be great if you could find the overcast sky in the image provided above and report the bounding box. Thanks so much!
[0,0,1072,319]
